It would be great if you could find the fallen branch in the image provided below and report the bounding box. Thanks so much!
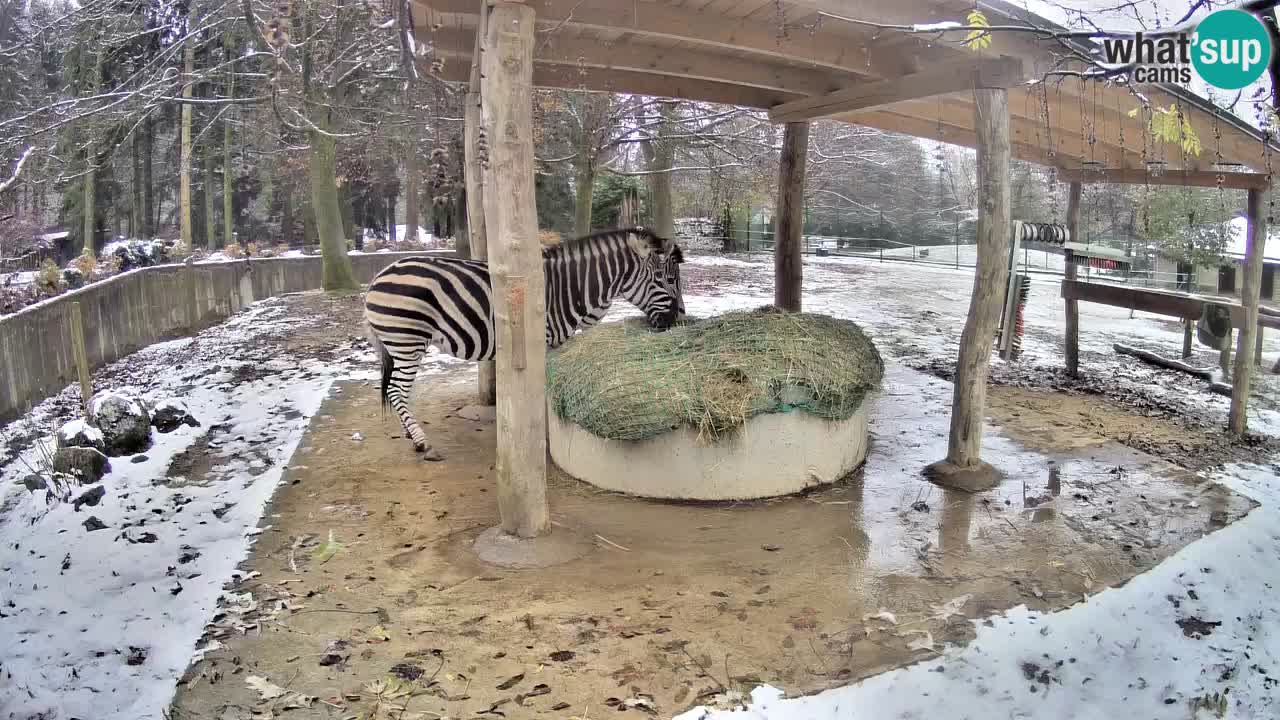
[1113,343,1232,397]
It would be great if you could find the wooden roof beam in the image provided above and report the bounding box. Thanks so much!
[415,0,920,79]
[1057,167,1272,190]
[768,56,1026,123]
[433,58,797,109]
[429,26,844,96]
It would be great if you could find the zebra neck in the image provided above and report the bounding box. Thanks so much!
[542,239,636,347]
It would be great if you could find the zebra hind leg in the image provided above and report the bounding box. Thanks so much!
[382,345,444,461]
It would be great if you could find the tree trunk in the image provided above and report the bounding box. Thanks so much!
[179,40,195,251]
[926,87,1010,490]
[574,154,594,237]
[204,136,217,250]
[223,61,235,249]
[646,101,677,239]
[465,81,496,405]
[454,190,470,257]
[482,1,548,538]
[131,130,143,239]
[774,121,808,313]
[1064,182,1082,376]
[405,140,419,244]
[1229,189,1267,435]
[388,194,397,242]
[143,115,154,238]
[280,188,294,245]
[309,125,358,291]
[82,47,104,256]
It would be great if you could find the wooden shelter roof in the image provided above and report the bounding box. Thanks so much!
[415,0,1276,187]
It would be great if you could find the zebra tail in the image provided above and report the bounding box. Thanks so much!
[368,324,394,410]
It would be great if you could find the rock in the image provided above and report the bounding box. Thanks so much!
[88,391,152,455]
[21,474,47,492]
[52,447,111,485]
[56,419,106,453]
[83,516,107,531]
[73,485,105,511]
[152,399,199,433]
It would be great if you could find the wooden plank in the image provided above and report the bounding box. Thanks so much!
[1230,188,1267,435]
[774,122,808,312]
[1064,182,1082,377]
[944,86,1011,470]
[465,5,495,406]
[433,57,796,109]
[769,56,1024,123]
[1058,167,1271,191]
[418,0,915,78]
[1060,279,1207,318]
[482,1,549,538]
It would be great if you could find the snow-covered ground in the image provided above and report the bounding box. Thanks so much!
[0,297,467,719]
[2,254,1279,719]
[875,242,1068,272]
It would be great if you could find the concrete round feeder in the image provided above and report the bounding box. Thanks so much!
[546,310,883,501]
[548,403,871,501]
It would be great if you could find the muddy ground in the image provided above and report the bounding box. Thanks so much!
[169,367,1253,720]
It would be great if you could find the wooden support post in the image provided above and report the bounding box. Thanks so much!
[481,2,549,538]
[1256,326,1265,365]
[925,87,1010,492]
[184,256,198,330]
[1063,182,1082,376]
[69,302,92,416]
[774,121,808,312]
[1182,319,1193,359]
[466,3,495,406]
[1229,189,1267,435]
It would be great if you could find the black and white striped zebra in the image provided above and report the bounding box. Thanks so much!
[364,228,686,459]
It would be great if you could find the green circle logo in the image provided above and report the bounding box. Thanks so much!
[1192,9,1272,90]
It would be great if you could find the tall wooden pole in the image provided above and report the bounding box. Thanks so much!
[774,121,808,312]
[482,2,548,538]
[926,87,1010,490]
[467,2,495,406]
[1063,181,1082,376]
[1229,189,1267,435]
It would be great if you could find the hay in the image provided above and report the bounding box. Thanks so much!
[546,307,884,442]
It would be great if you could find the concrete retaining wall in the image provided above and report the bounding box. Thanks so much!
[0,252,442,423]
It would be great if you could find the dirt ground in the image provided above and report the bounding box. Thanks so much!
[170,359,1254,719]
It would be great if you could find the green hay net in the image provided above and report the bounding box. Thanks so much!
[546,307,885,442]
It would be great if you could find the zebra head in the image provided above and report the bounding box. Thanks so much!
[622,229,685,330]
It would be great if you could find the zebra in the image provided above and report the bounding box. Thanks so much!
[364,227,686,459]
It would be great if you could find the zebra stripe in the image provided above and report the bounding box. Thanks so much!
[364,228,685,459]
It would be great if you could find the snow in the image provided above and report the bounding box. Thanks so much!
[1224,216,1280,261]
[0,270,35,286]
[911,20,963,31]
[87,389,146,419]
[364,224,437,245]
[57,418,104,445]
[0,298,423,720]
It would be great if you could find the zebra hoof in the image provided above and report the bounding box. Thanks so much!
[422,448,445,462]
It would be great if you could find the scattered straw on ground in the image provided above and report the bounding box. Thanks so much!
[547,307,884,442]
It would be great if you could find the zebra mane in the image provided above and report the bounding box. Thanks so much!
[543,227,674,259]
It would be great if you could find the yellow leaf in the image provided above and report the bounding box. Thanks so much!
[964,9,992,51]
[1127,107,1140,118]
[367,624,391,642]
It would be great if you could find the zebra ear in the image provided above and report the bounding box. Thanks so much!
[626,231,655,258]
